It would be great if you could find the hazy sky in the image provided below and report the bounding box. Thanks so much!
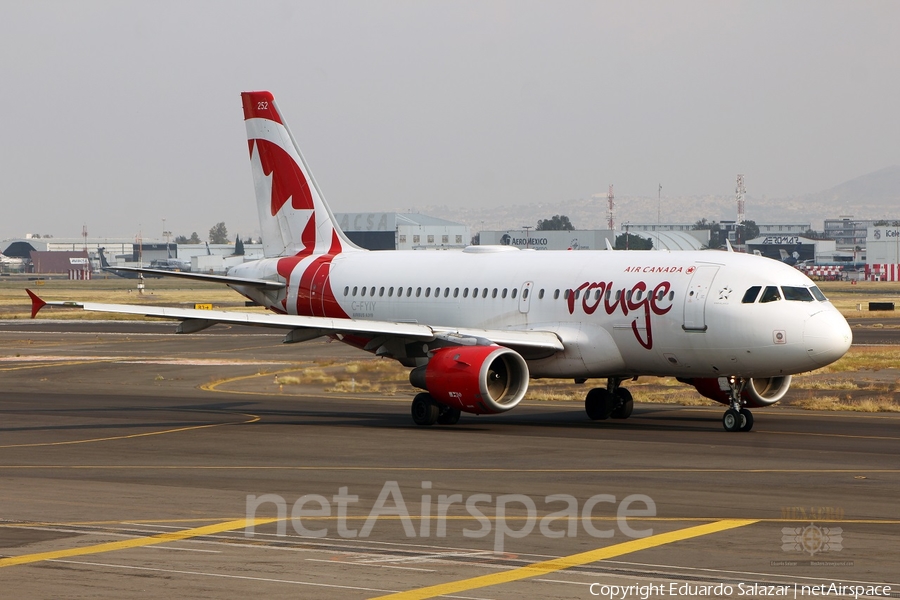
[2,1,898,241]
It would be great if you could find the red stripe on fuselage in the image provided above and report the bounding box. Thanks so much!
[275,232,348,319]
[295,254,347,318]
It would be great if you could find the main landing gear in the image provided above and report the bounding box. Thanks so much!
[722,377,754,432]
[410,393,460,427]
[585,379,634,421]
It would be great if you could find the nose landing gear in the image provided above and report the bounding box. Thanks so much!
[722,377,754,432]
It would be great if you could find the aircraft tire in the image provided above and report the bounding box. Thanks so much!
[585,388,615,420]
[411,393,440,426]
[437,407,461,425]
[739,408,754,432]
[611,388,634,419]
[722,408,743,432]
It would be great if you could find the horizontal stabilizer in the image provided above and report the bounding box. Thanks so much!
[105,267,285,290]
[26,289,46,319]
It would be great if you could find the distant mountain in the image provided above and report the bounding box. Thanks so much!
[800,165,900,217]
[405,166,900,233]
[748,165,900,228]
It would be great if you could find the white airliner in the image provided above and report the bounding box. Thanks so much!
[28,91,853,432]
[0,252,25,268]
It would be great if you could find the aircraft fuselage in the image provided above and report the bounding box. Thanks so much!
[228,247,851,380]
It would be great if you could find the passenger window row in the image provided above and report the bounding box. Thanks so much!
[342,286,525,299]
[341,286,676,303]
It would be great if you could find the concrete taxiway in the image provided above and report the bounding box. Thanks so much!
[0,321,897,599]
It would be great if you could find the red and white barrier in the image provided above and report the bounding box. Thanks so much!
[68,269,92,280]
[866,264,900,282]
[798,265,843,280]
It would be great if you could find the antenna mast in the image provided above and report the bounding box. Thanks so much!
[607,185,615,230]
[736,174,746,224]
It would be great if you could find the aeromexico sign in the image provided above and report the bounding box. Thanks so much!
[499,233,550,249]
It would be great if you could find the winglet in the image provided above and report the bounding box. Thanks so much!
[605,238,614,251]
[26,289,46,319]
[725,239,734,252]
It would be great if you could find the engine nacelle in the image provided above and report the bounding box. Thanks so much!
[409,346,529,415]
[683,376,793,407]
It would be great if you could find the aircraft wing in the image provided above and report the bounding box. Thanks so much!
[103,266,285,290]
[26,291,564,353]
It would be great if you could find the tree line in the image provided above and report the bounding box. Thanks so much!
[533,214,653,249]
[169,222,245,254]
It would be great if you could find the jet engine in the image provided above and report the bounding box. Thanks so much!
[682,376,793,407]
[409,346,529,414]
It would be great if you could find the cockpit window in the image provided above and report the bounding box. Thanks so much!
[759,286,781,303]
[782,286,814,302]
[810,286,827,301]
[742,286,762,304]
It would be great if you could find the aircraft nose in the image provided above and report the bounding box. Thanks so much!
[804,310,852,367]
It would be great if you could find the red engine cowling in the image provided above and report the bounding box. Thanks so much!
[409,346,529,415]
[684,376,793,407]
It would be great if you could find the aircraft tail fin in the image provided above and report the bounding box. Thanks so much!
[241,91,361,258]
[97,247,111,268]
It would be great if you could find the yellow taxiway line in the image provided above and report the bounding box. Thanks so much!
[0,517,279,568]
[370,519,758,599]
[0,413,259,449]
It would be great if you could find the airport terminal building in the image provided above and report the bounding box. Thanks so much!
[478,230,614,251]
[865,224,900,281]
[478,229,706,251]
[335,213,470,251]
[6,214,900,280]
